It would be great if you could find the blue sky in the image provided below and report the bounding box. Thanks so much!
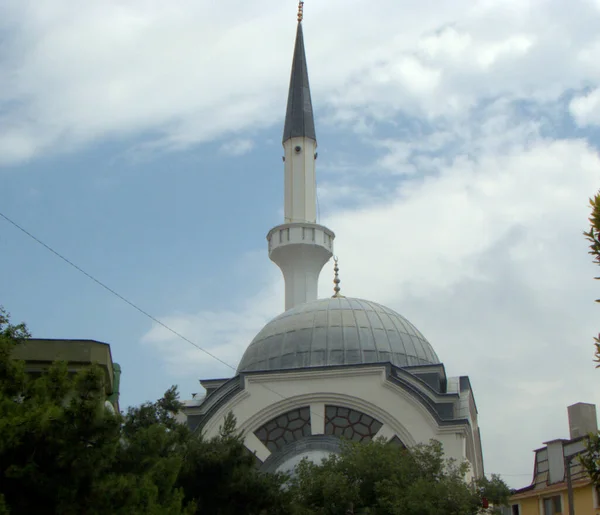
[3,0,600,487]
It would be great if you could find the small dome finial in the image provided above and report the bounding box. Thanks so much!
[332,256,344,298]
[297,1,304,22]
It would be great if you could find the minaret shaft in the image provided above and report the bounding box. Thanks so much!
[268,16,334,311]
[284,136,317,223]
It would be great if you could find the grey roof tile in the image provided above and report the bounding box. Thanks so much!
[237,297,440,372]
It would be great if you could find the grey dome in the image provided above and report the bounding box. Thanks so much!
[237,297,440,373]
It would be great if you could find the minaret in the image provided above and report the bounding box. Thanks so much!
[267,2,335,311]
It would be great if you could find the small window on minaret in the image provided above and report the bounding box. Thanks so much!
[284,228,290,241]
[311,228,315,241]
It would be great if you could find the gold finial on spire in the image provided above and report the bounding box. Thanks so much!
[297,1,304,22]
[332,256,344,298]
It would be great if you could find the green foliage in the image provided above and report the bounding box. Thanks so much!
[0,306,30,399]
[0,306,512,514]
[584,191,600,365]
[0,307,288,515]
[475,474,512,514]
[580,433,600,486]
[178,412,291,515]
[287,438,486,515]
[580,190,600,487]
[0,307,186,514]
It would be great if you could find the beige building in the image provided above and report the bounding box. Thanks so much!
[506,403,600,515]
[12,338,121,412]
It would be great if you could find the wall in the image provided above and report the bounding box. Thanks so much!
[512,484,599,515]
[199,365,477,470]
[516,496,540,515]
[573,484,598,514]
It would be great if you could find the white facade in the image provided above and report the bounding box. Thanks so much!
[185,364,484,480]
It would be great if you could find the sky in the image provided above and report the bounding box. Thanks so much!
[2,0,600,488]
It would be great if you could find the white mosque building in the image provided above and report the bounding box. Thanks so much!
[181,6,484,480]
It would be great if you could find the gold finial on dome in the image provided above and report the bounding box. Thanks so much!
[332,256,344,298]
[297,1,304,22]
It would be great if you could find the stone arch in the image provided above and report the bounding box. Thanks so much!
[238,391,419,449]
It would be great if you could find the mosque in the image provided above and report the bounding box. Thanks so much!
[181,3,484,480]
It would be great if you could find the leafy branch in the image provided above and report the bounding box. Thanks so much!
[584,191,600,366]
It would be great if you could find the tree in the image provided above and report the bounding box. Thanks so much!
[580,192,600,485]
[177,412,292,514]
[287,438,495,515]
[0,306,191,514]
[580,436,600,486]
[1,306,512,514]
[584,190,600,365]
[475,474,512,514]
[0,307,290,515]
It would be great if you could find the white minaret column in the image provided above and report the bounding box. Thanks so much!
[284,135,317,224]
[267,8,334,311]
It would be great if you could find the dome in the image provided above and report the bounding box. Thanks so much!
[237,297,440,372]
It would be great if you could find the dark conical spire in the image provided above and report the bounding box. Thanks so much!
[282,20,316,143]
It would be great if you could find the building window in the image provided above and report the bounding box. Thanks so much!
[254,407,312,453]
[542,495,562,515]
[594,484,600,509]
[324,405,383,442]
[511,504,520,515]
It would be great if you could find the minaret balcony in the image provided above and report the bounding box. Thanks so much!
[267,223,335,254]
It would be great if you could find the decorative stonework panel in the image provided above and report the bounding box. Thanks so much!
[324,406,383,442]
[254,407,312,452]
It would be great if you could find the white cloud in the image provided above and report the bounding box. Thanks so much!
[1,0,600,164]
[219,138,254,156]
[0,129,38,164]
[141,268,282,377]
[570,88,600,127]
[322,133,600,483]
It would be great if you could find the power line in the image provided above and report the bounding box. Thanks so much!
[2,210,522,457]
[0,210,327,422]
[2,214,534,480]
[0,211,233,370]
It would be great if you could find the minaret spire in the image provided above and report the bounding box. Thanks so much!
[281,1,317,225]
[283,3,316,144]
[266,5,335,311]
